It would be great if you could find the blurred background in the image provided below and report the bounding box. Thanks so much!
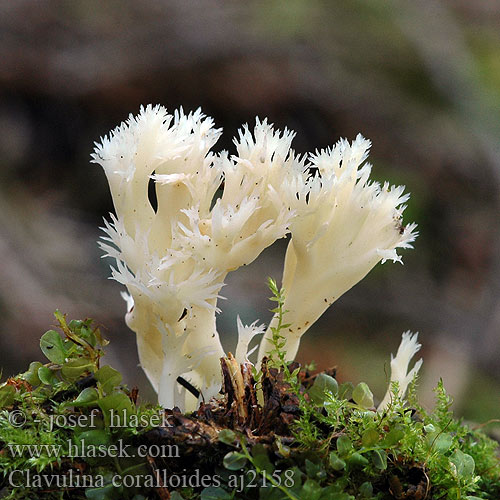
[1,0,499,425]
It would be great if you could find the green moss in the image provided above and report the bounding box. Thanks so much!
[0,312,161,500]
[0,306,498,499]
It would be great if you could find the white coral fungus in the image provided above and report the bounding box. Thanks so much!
[93,105,417,411]
[377,331,423,412]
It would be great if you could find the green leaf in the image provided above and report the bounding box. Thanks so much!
[450,449,475,479]
[347,452,369,467]
[77,429,111,447]
[170,493,185,500]
[305,458,317,476]
[98,392,134,427]
[352,382,374,409]
[223,451,247,470]
[85,484,116,500]
[22,361,43,386]
[308,373,338,404]
[333,475,349,491]
[359,482,373,498]
[334,477,349,491]
[70,319,97,347]
[93,325,109,347]
[329,452,346,471]
[258,485,281,500]
[68,319,84,330]
[320,492,354,500]
[426,427,452,453]
[0,385,16,407]
[305,459,325,479]
[61,358,94,382]
[218,429,236,445]
[431,432,453,453]
[40,330,67,364]
[95,365,122,394]
[200,487,232,500]
[371,449,387,470]
[361,428,379,447]
[338,382,354,400]
[38,365,59,386]
[301,479,322,500]
[336,435,353,457]
[251,443,273,474]
[72,387,99,407]
[382,427,405,447]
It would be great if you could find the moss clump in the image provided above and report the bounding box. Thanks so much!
[0,306,499,499]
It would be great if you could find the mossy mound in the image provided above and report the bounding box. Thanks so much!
[0,313,499,500]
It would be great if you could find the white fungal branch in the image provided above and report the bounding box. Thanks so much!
[258,135,418,362]
[93,106,227,410]
[377,332,423,411]
[174,119,301,273]
[235,316,266,365]
[93,105,417,411]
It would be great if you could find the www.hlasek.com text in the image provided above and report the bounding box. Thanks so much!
[8,439,179,459]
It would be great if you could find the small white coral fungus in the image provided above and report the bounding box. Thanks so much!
[377,332,423,411]
[93,105,417,411]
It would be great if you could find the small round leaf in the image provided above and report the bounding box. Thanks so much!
[223,451,247,470]
[352,382,374,409]
[40,330,67,364]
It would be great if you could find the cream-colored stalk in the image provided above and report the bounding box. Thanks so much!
[258,135,418,362]
[377,332,423,411]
